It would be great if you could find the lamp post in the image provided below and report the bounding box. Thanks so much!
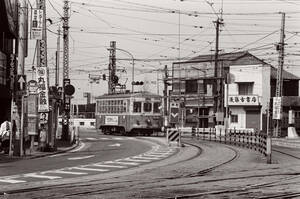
[115,48,135,92]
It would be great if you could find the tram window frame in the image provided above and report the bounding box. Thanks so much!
[133,101,142,113]
[144,102,152,112]
[153,102,161,113]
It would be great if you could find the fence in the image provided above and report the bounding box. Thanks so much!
[181,127,267,156]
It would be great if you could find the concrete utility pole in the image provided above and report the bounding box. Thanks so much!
[274,12,285,137]
[163,65,169,128]
[62,0,70,140]
[108,41,116,94]
[55,28,61,87]
[213,18,223,125]
[16,0,28,157]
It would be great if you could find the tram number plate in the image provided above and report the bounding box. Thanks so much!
[105,116,118,125]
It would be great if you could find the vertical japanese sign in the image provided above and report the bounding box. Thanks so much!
[36,67,49,112]
[30,8,43,40]
[273,97,282,120]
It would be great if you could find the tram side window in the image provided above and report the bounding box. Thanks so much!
[133,102,141,113]
[153,102,161,113]
[144,102,152,112]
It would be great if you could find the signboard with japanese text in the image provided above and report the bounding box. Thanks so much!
[36,67,49,112]
[228,95,259,106]
[273,97,282,120]
[31,9,43,40]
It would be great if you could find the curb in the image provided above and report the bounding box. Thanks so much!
[25,141,81,160]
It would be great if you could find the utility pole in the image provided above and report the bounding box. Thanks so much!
[213,18,223,126]
[274,12,285,137]
[16,0,28,157]
[55,28,60,87]
[163,65,169,128]
[108,41,116,94]
[62,0,70,141]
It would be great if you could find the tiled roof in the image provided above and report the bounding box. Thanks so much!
[271,67,300,80]
[175,51,249,63]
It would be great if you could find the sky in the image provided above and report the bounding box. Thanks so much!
[25,0,300,104]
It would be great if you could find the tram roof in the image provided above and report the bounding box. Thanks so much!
[95,91,162,99]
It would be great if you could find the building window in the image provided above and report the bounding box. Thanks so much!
[144,102,152,112]
[238,82,253,95]
[90,122,95,126]
[133,102,141,113]
[153,102,161,113]
[231,114,238,123]
[185,79,197,93]
[79,122,85,126]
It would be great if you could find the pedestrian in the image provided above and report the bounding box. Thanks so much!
[39,124,47,152]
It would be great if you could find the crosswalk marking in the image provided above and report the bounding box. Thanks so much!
[123,158,151,162]
[44,170,87,175]
[86,137,97,140]
[0,179,26,184]
[105,161,139,165]
[92,163,127,168]
[24,173,61,180]
[132,156,160,160]
[72,167,109,172]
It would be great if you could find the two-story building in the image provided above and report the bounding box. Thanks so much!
[171,51,300,136]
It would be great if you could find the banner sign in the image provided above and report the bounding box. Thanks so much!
[228,95,259,106]
[36,67,49,112]
[31,8,43,40]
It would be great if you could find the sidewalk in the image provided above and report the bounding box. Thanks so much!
[0,139,79,163]
[272,138,300,149]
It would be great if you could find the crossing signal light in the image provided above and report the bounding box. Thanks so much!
[132,81,144,85]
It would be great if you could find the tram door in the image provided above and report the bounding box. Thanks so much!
[198,108,208,128]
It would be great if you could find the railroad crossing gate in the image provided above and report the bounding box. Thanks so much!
[166,128,181,147]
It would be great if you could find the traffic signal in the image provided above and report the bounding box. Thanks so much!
[102,74,106,80]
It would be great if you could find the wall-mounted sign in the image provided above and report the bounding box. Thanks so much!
[31,9,43,40]
[228,95,259,106]
[36,67,49,112]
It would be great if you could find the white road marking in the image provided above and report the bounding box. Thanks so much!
[72,167,109,172]
[123,158,151,162]
[100,138,109,140]
[105,161,139,165]
[69,142,86,153]
[0,179,26,184]
[44,170,87,175]
[68,155,95,160]
[144,154,168,157]
[24,173,62,180]
[109,143,121,147]
[92,163,127,168]
[132,156,160,160]
[86,137,97,140]
[113,137,123,140]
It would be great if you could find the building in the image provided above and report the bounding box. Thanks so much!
[171,51,300,136]
[0,0,18,123]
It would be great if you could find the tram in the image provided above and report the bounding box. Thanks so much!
[95,91,163,135]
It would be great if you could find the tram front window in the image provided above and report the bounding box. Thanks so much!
[133,102,141,112]
[153,102,160,113]
[144,102,152,112]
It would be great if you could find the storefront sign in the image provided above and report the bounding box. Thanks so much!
[31,9,43,40]
[228,95,259,106]
[36,67,49,112]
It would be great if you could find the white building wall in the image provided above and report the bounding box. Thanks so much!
[229,107,246,129]
[228,64,270,130]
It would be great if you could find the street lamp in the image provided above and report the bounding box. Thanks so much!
[115,48,135,93]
